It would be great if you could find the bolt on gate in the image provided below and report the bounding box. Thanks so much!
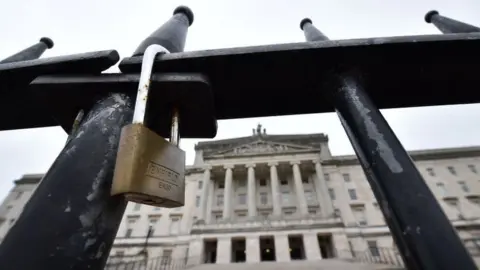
[0,6,479,270]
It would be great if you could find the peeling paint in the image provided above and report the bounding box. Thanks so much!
[83,107,117,127]
[96,242,106,258]
[65,200,71,212]
[84,238,96,251]
[416,226,421,234]
[79,205,103,227]
[65,145,77,156]
[76,130,85,139]
[112,93,127,106]
[341,78,403,173]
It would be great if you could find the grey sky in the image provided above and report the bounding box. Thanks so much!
[1,0,480,202]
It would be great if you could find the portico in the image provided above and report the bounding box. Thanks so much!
[197,160,334,224]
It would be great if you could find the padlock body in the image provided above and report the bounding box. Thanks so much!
[112,123,185,208]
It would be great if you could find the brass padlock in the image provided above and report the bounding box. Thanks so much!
[111,44,185,208]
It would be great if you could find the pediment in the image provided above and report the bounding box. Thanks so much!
[212,140,316,156]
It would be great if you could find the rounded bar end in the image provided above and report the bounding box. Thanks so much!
[300,18,312,30]
[40,37,54,49]
[174,6,194,26]
[425,10,439,23]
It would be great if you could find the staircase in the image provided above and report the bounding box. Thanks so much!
[188,259,404,270]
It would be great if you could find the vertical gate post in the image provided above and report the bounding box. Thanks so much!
[301,19,477,270]
[425,10,480,33]
[0,37,54,63]
[0,7,194,270]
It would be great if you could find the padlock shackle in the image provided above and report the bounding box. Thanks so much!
[132,44,170,124]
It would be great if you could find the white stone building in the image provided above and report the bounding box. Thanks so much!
[1,126,480,268]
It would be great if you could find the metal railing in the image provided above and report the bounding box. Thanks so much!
[105,256,199,270]
[464,239,480,257]
[337,248,405,268]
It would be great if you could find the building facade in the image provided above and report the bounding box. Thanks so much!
[1,126,480,267]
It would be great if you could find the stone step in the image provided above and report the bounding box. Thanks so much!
[188,259,404,270]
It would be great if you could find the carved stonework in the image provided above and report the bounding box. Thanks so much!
[217,141,313,156]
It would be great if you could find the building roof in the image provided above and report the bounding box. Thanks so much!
[195,124,328,154]
[14,174,44,185]
[323,145,480,166]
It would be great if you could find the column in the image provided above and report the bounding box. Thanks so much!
[180,179,196,233]
[223,165,234,220]
[313,160,334,217]
[333,232,353,259]
[246,164,257,218]
[246,236,260,263]
[206,181,214,223]
[291,161,309,215]
[332,172,357,226]
[269,162,282,216]
[216,237,231,264]
[303,233,322,260]
[187,239,203,266]
[274,234,291,262]
[198,166,211,222]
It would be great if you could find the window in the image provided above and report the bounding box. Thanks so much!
[280,178,288,185]
[308,209,317,215]
[260,212,270,219]
[115,251,125,257]
[469,198,480,206]
[426,168,435,177]
[305,190,316,203]
[468,164,478,174]
[342,174,351,182]
[237,213,247,220]
[328,188,336,200]
[459,181,470,192]
[334,208,341,217]
[169,217,181,235]
[281,192,290,204]
[448,166,457,176]
[260,192,268,205]
[154,207,161,211]
[324,174,330,181]
[161,249,173,265]
[217,195,224,206]
[215,214,223,221]
[445,199,459,210]
[5,205,12,213]
[125,228,132,238]
[195,196,200,207]
[198,181,203,189]
[352,206,367,225]
[238,194,246,205]
[14,191,23,200]
[133,203,141,211]
[436,182,446,196]
[127,217,137,224]
[284,211,294,216]
[348,189,358,200]
[302,176,309,184]
[218,181,225,189]
[367,241,380,257]
[162,249,173,258]
[259,178,267,186]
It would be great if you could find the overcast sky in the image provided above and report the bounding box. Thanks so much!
[1,0,480,202]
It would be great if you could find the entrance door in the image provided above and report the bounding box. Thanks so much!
[260,236,276,261]
[204,240,217,263]
[318,234,334,258]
